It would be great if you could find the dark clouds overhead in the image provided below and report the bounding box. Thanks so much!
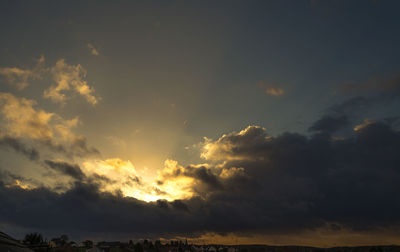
[44,160,86,181]
[1,114,400,238]
[0,136,40,161]
[308,115,349,133]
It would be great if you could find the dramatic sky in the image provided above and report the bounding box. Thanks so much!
[1,0,400,247]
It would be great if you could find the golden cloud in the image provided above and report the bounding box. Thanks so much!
[0,92,54,140]
[44,59,100,105]
[265,87,285,96]
[354,118,374,132]
[87,43,100,56]
[0,55,45,90]
[0,55,100,105]
[0,92,97,159]
[82,158,146,195]
[154,159,247,200]
[257,81,285,96]
[154,159,197,200]
[201,125,269,161]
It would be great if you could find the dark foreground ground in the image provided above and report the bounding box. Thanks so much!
[2,230,400,252]
[234,245,400,252]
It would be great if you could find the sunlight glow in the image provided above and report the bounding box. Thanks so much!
[81,158,195,202]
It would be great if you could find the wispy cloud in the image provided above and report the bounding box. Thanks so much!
[87,43,100,56]
[44,59,100,105]
[257,81,285,96]
[337,75,400,95]
[0,136,40,161]
[0,55,45,90]
[0,55,100,106]
[44,159,86,181]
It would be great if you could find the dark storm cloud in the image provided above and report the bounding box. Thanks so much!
[0,181,201,237]
[309,96,380,135]
[328,96,371,116]
[0,136,40,161]
[204,120,400,231]
[44,160,86,181]
[2,114,400,238]
[308,115,349,133]
[310,87,400,134]
[170,200,190,212]
[383,116,400,128]
[183,165,223,190]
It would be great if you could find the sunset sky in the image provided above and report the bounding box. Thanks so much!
[1,0,400,247]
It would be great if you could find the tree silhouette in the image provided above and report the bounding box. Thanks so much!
[84,240,94,248]
[60,234,69,242]
[135,242,144,252]
[23,232,44,245]
[155,240,161,252]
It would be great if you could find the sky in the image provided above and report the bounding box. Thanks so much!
[1,0,400,247]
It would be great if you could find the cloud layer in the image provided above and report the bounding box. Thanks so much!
[1,56,400,243]
[1,116,400,241]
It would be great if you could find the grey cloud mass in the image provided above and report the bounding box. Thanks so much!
[44,160,86,181]
[1,113,400,238]
[308,115,349,133]
[0,136,40,161]
[39,136,100,159]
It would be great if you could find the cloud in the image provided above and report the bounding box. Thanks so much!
[2,116,400,240]
[87,43,100,56]
[201,126,270,161]
[0,56,100,106]
[2,97,400,242]
[308,115,349,133]
[0,55,45,90]
[43,59,100,105]
[0,92,99,158]
[44,160,86,181]
[0,92,54,140]
[307,96,376,137]
[328,96,371,115]
[0,181,199,238]
[0,136,40,161]
[0,68,35,90]
[81,158,147,198]
[156,160,224,199]
[0,170,39,190]
[353,118,375,132]
[257,81,285,96]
